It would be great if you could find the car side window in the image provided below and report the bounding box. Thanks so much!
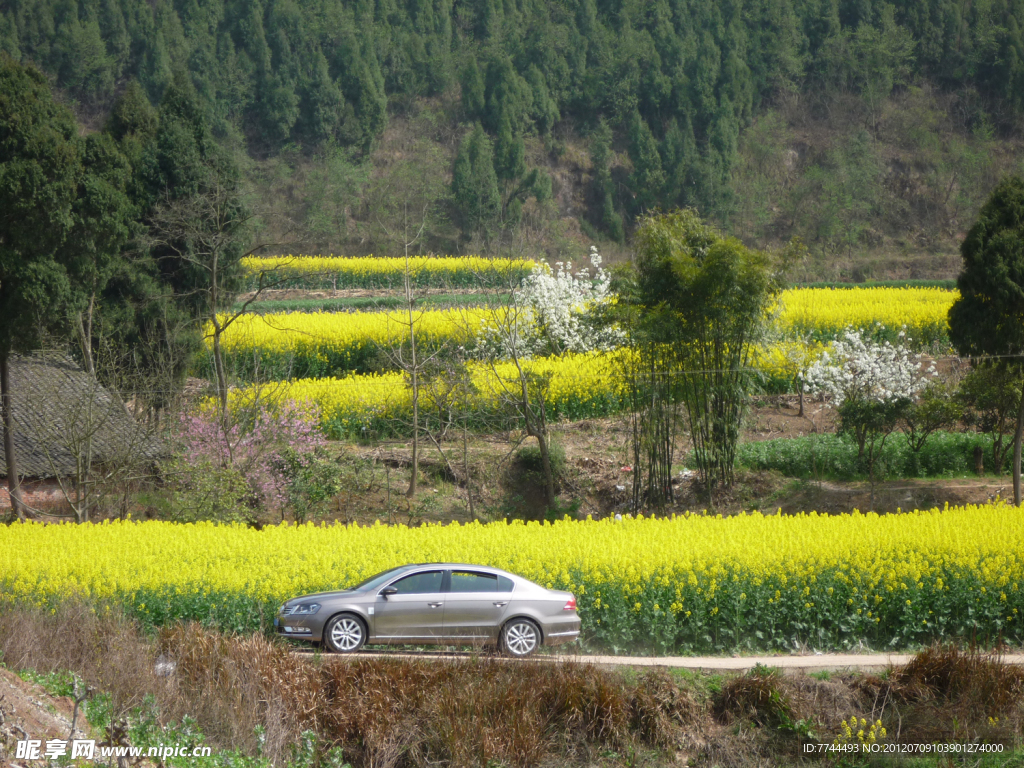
[450,571,514,593]
[388,570,443,595]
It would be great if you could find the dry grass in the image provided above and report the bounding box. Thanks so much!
[713,666,795,729]
[0,602,160,721]
[4,607,1024,767]
[876,644,1024,744]
[0,605,696,767]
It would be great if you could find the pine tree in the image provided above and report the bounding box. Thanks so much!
[494,115,526,183]
[627,110,665,214]
[296,48,343,146]
[461,58,485,119]
[526,66,559,135]
[591,118,624,241]
[451,123,500,235]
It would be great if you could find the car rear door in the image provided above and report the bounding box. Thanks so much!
[441,570,514,644]
[372,569,446,642]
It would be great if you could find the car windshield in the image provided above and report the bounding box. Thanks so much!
[347,565,418,592]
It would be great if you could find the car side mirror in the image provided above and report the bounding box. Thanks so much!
[380,587,398,599]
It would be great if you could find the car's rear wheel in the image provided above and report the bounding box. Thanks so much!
[500,618,540,657]
[324,614,366,653]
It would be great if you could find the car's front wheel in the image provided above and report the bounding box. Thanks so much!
[324,614,366,653]
[500,618,540,657]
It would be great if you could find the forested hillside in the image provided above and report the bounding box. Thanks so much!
[3,0,1024,269]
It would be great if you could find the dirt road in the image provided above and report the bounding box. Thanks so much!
[297,649,1024,673]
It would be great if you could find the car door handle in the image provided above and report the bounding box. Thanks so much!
[493,601,508,607]
[427,602,443,608]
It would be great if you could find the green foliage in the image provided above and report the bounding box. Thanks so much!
[819,6,917,122]
[958,363,1024,473]
[902,381,964,453]
[837,396,909,483]
[284,449,346,524]
[452,123,500,236]
[949,176,1024,359]
[3,0,1022,248]
[516,441,567,481]
[0,56,84,356]
[790,129,884,259]
[460,58,485,119]
[148,457,251,524]
[108,79,159,143]
[629,210,786,490]
[303,144,368,247]
[591,118,624,242]
[17,668,77,698]
[626,111,665,215]
[735,431,1010,479]
[494,116,525,184]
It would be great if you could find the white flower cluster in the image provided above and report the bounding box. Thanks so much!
[479,246,624,359]
[803,328,937,405]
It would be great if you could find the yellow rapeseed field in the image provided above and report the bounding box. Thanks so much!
[211,307,494,378]
[223,342,826,435]
[241,254,535,289]
[776,286,955,345]
[227,351,627,437]
[0,502,1019,652]
[212,286,955,380]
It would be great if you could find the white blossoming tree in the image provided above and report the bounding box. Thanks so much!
[477,246,623,359]
[471,246,621,512]
[804,328,936,506]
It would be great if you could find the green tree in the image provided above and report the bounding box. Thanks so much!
[54,18,114,101]
[460,58,485,119]
[629,209,788,492]
[100,79,201,418]
[295,49,343,146]
[107,79,159,145]
[948,175,1024,504]
[67,133,136,377]
[304,144,367,248]
[590,118,624,242]
[492,114,546,226]
[0,57,129,518]
[957,363,1022,475]
[626,110,665,214]
[451,123,500,236]
[483,54,532,135]
[526,65,559,135]
[494,115,526,184]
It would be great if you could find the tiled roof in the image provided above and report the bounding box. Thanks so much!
[0,352,161,479]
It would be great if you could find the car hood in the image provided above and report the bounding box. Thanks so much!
[285,589,361,604]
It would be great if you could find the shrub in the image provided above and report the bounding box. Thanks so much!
[735,431,1008,479]
[156,401,331,522]
[515,440,567,480]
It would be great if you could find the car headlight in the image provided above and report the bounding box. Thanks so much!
[293,603,321,615]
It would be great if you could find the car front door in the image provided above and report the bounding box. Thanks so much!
[372,569,446,642]
[441,570,514,644]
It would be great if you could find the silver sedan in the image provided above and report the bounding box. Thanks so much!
[275,563,581,657]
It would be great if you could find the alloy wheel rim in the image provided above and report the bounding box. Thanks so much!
[331,618,362,651]
[506,622,537,655]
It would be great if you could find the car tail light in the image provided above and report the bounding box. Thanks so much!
[563,595,577,611]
